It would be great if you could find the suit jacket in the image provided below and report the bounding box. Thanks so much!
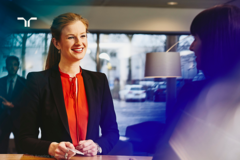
[19,65,119,155]
[0,75,26,127]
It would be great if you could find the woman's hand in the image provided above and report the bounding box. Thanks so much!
[76,140,98,156]
[48,142,76,160]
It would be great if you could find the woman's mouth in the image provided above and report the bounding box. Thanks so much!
[72,48,83,53]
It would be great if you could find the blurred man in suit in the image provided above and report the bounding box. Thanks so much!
[0,56,26,153]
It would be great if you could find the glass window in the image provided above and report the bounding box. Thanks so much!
[0,34,23,77]
[24,33,48,77]
[99,33,167,136]
[0,32,201,152]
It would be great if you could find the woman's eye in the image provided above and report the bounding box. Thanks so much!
[68,37,74,39]
[81,35,87,38]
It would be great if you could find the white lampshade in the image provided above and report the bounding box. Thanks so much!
[99,52,110,61]
[144,52,181,78]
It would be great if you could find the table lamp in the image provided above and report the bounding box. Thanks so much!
[144,52,181,78]
[144,51,181,121]
[144,35,192,120]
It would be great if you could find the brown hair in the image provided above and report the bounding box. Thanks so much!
[45,13,89,69]
[190,4,240,78]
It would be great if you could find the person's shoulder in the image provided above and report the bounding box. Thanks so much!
[0,75,8,81]
[0,76,8,87]
[82,69,108,86]
[27,69,51,79]
[17,75,26,81]
[82,69,106,79]
[26,69,54,87]
[177,80,209,100]
[17,75,27,85]
[82,69,105,75]
[182,80,208,91]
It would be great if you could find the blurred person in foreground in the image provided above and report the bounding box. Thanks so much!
[153,4,240,160]
[19,13,119,159]
[0,56,26,153]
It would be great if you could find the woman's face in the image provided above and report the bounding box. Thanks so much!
[190,35,202,70]
[53,20,88,63]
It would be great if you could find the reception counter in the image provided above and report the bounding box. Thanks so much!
[0,154,152,160]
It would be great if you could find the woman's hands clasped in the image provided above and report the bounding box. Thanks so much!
[48,140,99,159]
[48,142,76,160]
[76,140,98,156]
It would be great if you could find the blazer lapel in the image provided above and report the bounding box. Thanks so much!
[82,69,96,139]
[2,77,8,97]
[49,66,70,135]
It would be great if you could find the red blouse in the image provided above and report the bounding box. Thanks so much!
[59,68,89,146]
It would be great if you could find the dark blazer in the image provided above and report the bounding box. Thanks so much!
[0,75,26,127]
[19,66,119,155]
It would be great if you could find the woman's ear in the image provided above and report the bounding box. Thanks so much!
[52,38,61,50]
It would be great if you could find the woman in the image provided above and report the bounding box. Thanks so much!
[19,13,119,159]
[190,4,240,79]
[154,4,240,160]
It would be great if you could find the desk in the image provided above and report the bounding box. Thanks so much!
[0,155,152,160]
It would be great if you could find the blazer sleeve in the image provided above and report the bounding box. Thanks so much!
[95,74,119,154]
[19,73,52,155]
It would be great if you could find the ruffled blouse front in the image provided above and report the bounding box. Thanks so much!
[59,68,89,146]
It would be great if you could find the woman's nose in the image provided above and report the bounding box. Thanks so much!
[75,37,82,45]
[189,41,194,51]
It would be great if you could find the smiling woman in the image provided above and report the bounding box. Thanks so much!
[45,13,89,70]
[18,13,119,160]
[52,20,88,76]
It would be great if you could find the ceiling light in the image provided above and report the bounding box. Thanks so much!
[168,2,178,5]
